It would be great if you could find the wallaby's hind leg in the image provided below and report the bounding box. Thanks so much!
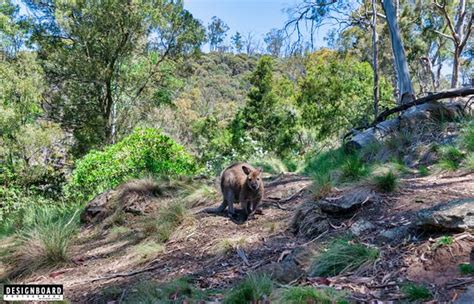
[202,200,227,214]
[224,189,236,217]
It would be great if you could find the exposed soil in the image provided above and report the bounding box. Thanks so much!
[5,171,474,303]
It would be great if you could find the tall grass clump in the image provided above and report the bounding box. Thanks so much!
[460,122,474,152]
[401,283,432,301]
[155,201,188,243]
[9,205,80,277]
[340,154,370,182]
[439,145,464,171]
[224,274,273,304]
[122,278,206,304]
[309,238,379,277]
[373,170,398,192]
[278,286,347,304]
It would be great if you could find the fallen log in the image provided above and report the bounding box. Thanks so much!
[345,101,469,150]
[373,87,474,124]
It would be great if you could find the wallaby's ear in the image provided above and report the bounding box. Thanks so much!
[257,167,263,174]
[242,165,252,175]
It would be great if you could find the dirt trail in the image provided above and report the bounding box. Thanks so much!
[17,172,474,303]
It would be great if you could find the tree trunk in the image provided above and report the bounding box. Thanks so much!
[452,48,460,88]
[382,0,414,104]
[372,0,379,117]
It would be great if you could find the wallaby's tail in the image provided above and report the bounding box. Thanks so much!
[200,201,226,214]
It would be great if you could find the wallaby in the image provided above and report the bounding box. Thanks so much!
[204,162,264,219]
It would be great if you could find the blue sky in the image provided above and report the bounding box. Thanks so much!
[183,0,329,51]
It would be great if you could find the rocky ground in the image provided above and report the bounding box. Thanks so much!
[2,170,474,303]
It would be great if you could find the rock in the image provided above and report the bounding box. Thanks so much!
[455,284,474,304]
[318,188,379,214]
[80,190,115,224]
[350,219,375,236]
[258,248,308,284]
[291,201,329,239]
[417,198,474,231]
[378,225,413,244]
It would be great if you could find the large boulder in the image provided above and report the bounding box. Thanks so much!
[317,188,380,214]
[417,198,474,231]
[80,190,115,224]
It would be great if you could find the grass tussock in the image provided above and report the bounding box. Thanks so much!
[213,237,248,255]
[309,238,379,277]
[8,206,80,277]
[122,278,206,304]
[304,148,373,198]
[466,153,474,170]
[460,122,474,152]
[459,263,474,275]
[373,170,398,193]
[278,286,348,304]
[183,184,218,208]
[401,282,432,302]
[439,145,464,171]
[155,201,189,243]
[418,165,430,176]
[131,240,165,264]
[224,274,273,304]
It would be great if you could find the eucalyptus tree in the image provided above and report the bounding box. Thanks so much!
[25,0,205,154]
[207,16,229,52]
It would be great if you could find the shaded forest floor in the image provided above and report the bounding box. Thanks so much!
[3,169,473,303]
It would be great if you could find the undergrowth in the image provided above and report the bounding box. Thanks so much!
[373,170,398,192]
[224,274,273,304]
[401,282,432,302]
[278,286,348,304]
[439,145,464,171]
[309,238,379,277]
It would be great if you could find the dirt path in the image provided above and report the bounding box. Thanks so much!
[16,172,474,303]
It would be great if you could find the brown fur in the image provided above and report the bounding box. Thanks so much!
[204,162,264,218]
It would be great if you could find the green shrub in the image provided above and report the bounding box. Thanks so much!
[459,263,474,275]
[439,145,464,171]
[278,286,348,304]
[309,238,379,277]
[66,128,198,203]
[224,274,273,304]
[373,170,398,192]
[401,283,432,301]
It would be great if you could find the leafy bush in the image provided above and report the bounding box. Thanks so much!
[309,238,379,277]
[401,283,432,301]
[224,274,273,304]
[66,128,198,203]
[278,286,347,304]
[373,170,398,192]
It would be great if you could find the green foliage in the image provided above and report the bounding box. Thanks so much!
[466,153,474,170]
[439,145,464,171]
[309,238,379,277]
[278,286,348,304]
[297,50,393,141]
[27,0,206,153]
[66,128,198,203]
[401,283,432,302]
[435,235,454,247]
[373,170,398,193]
[459,263,474,275]
[224,274,273,304]
[231,56,300,158]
